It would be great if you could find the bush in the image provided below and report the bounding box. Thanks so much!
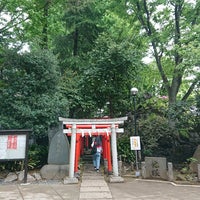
[28,144,48,169]
[138,114,175,159]
[0,161,23,172]
[117,135,135,163]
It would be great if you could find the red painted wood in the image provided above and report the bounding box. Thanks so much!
[74,134,81,172]
[106,135,112,173]
[66,122,118,174]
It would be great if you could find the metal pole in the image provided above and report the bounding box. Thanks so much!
[133,95,139,172]
[135,151,138,171]
[133,95,137,135]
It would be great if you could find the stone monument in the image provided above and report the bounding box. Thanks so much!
[143,157,168,180]
[48,124,70,164]
[40,123,70,179]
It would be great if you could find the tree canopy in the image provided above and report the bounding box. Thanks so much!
[127,0,200,106]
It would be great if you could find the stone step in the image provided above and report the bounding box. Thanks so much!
[79,164,112,199]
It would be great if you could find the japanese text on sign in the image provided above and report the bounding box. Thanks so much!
[130,136,141,150]
[7,135,18,149]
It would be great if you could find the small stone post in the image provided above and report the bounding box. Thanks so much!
[167,162,174,182]
[118,160,122,176]
[141,162,146,178]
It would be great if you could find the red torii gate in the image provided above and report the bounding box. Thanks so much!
[59,117,127,184]
[64,123,116,173]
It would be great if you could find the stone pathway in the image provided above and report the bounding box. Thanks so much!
[79,164,112,199]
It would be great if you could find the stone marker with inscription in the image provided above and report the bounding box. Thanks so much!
[48,124,70,164]
[144,157,168,180]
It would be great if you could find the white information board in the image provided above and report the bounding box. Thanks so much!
[130,136,141,150]
[0,135,26,159]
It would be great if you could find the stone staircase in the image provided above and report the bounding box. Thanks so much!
[82,153,93,164]
[79,164,112,199]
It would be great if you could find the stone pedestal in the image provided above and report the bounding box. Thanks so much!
[141,158,174,181]
[63,177,79,184]
[40,164,69,179]
[41,124,70,180]
[109,175,124,183]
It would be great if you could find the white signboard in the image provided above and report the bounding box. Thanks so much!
[0,135,26,159]
[130,136,141,150]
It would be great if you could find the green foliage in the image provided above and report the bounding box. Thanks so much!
[0,161,24,172]
[0,49,68,138]
[136,93,199,162]
[139,114,175,157]
[55,0,104,70]
[28,144,48,169]
[81,33,143,117]
[167,100,197,137]
[179,157,198,174]
[117,135,135,163]
[187,157,198,164]
[128,0,200,114]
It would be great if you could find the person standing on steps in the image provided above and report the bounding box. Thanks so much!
[91,136,103,172]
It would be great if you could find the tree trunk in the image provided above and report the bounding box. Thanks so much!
[41,0,50,49]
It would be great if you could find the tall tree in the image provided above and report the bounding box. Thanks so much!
[0,0,29,48]
[54,0,107,118]
[128,0,200,111]
[23,0,66,50]
[56,0,104,68]
[0,0,66,51]
[80,7,144,117]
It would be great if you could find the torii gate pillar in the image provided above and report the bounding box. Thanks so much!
[64,124,78,184]
[109,123,124,183]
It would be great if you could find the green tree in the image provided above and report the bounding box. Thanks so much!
[0,49,67,138]
[23,0,66,50]
[51,0,108,118]
[128,0,200,114]
[75,4,145,118]
[0,0,29,45]
[81,34,142,117]
[0,0,66,51]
